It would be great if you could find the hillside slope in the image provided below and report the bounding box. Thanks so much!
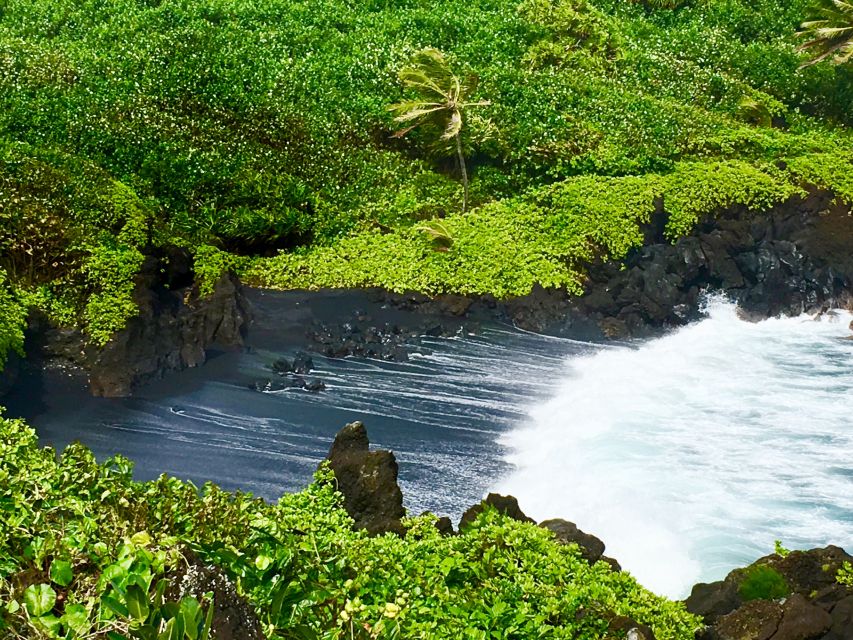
[0,0,851,364]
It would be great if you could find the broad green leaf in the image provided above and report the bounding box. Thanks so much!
[254,554,272,571]
[61,603,90,636]
[34,613,61,635]
[102,595,129,619]
[24,583,56,617]
[50,559,73,587]
[131,531,152,547]
[180,597,201,640]
[126,583,150,622]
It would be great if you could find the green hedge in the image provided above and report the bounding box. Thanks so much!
[0,412,702,639]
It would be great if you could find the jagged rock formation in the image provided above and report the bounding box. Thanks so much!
[324,421,406,536]
[459,493,536,529]
[29,247,249,397]
[686,546,853,640]
[540,518,607,565]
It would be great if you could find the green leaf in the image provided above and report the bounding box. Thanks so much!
[34,613,62,635]
[158,615,185,640]
[61,603,90,636]
[180,598,201,640]
[254,554,272,571]
[126,583,150,622]
[102,595,129,619]
[24,583,56,617]
[50,559,74,587]
[200,600,214,640]
[130,531,152,547]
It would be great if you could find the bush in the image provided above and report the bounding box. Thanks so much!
[737,565,790,601]
[0,269,27,371]
[0,411,703,639]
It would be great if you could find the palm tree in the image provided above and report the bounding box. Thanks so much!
[389,48,490,212]
[798,0,853,66]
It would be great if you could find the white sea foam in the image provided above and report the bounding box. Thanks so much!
[494,298,853,598]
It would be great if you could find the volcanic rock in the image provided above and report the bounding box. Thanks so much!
[324,421,405,536]
[540,518,606,564]
[459,493,535,530]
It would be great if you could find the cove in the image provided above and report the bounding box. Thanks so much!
[6,295,853,599]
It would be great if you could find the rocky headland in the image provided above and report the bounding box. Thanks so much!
[5,188,853,399]
[326,422,853,640]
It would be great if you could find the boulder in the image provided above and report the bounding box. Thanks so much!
[772,594,832,640]
[759,547,853,596]
[539,519,606,564]
[714,599,783,640]
[324,422,405,536]
[291,351,314,374]
[166,552,263,640]
[459,493,535,530]
[686,579,742,625]
[824,595,853,640]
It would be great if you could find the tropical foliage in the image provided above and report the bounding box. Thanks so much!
[0,0,851,365]
[390,48,490,213]
[799,0,853,66]
[0,412,702,639]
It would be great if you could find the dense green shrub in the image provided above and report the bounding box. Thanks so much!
[0,0,850,328]
[0,412,702,639]
[0,141,151,345]
[736,565,790,602]
[0,270,27,370]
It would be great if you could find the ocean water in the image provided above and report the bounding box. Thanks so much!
[495,298,853,597]
[10,297,853,598]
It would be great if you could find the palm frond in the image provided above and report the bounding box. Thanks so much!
[441,110,463,140]
[391,106,445,123]
[797,0,853,66]
[415,219,454,250]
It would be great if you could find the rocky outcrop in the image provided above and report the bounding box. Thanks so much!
[31,247,249,397]
[324,421,405,536]
[540,518,607,564]
[165,551,264,640]
[687,546,853,640]
[522,191,853,338]
[459,493,536,529]
[368,190,853,340]
[87,271,248,397]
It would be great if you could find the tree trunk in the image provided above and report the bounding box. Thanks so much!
[455,132,468,213]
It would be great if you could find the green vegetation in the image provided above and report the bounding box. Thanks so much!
[0,411,702,639]
[389,48,491,213]
[0,269,26,369]
[736,565,790,602]
[0,0,851,364]
[839,561,853,587]
[798,0,853,66]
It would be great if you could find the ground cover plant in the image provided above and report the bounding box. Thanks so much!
[0,0,851,363]
[0,412,703,639]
